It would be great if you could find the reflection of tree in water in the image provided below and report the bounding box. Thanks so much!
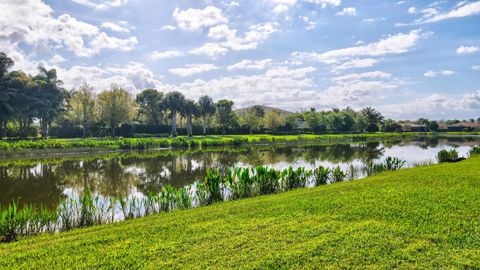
[0,164,66,209]
[59,158,139,197]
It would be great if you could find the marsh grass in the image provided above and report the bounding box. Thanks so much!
[437,149,459,163]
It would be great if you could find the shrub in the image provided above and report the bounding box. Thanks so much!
[331,166,346,183]
[437,149,459,163]
[313,166,330,186]
[469,146,480,156]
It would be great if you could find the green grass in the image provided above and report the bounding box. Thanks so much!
[0,132,462,152]
[0,158,479,268]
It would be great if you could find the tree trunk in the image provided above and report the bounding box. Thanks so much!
[187,114,192,137]
[222,125,226,135]
[110,126,115,137]
[171,111,177,137]
[83,126,87,138]
[203,115,207,136]
[0,120,6,139]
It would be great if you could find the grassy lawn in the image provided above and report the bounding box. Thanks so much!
[0,158,479,268]
[0,132,462,151]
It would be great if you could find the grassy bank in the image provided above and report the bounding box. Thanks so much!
[0,132,461,152]
[1,157,479,268]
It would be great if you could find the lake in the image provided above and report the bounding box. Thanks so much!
[1,136,478,209]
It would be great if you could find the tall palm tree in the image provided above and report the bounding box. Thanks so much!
[182,99,199,137]
[163,91,186,137]
[361,107,384,133]
[198,95,216,136]
[34,67,67,139]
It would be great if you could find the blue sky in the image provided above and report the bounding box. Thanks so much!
[1,0,480,119]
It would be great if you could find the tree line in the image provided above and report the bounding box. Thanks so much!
[1,52,474,139]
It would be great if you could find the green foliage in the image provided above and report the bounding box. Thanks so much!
[437,149,459,163]
[313,166,330,186]
[331,166,346,183]
[363,157,406,176]
[469,146,480,156]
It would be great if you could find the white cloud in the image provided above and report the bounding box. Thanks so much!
[408,7,417,14]
[414,1,480,24]
[333,58,378,71]
[332,71,392,82]
[304,0,341,8]
[169,64,220,77]
[71,0,128,10]
[273,4,290,14]
[189,43,229,58]
[265,66,317,78]
[472,65,480,71]
[456,46,479,55]
[227,59,272,70]
[336,7,357,16]
[293,29,424,64]
[423,70,455,78]
[49,54,66,63]
[208,24,236,40]
[160,25,176,31]
[221,22,278,51]
[150,50,185,60]
[0,0,137,57]
[101,21,130,33]
[172,6,228,31]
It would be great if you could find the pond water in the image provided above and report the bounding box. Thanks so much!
[1,136,478,209]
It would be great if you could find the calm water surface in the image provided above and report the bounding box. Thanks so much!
[1,137,478,209]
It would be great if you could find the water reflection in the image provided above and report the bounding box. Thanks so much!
[0,137,477,209]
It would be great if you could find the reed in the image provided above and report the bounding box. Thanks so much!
[312,166,330,186]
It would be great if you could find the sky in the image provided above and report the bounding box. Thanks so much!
[1,0,480,120]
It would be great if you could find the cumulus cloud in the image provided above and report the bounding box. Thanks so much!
[189,43,229,58]
[71,0,128,10]
[293,29,424,64]
[456,46,479,55]
[332,58,378,71]
[49,54,66,64]
[150,50,185,60]
[304,0,341,8]
[101,21,130,33]
[423,70,455,78]
[169,64,220,77]
[0,0,137,57]
[472,65,480,71]
[227,59,272,70]
[172,6,228,31]
[336,7,357,16]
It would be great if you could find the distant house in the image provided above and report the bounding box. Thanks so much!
[447,122,480,132]
[400,123,427,132]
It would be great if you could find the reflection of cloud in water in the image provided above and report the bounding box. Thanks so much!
[124,166,146,175]
[382,145,472,165]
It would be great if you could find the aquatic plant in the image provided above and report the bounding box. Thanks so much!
[437,149,459,163]
[331,166,346,183]
[469,146,480,156]
[281,167,311,191]
[312,166,330,186]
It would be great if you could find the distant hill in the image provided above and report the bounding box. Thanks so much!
[234,105,294,117]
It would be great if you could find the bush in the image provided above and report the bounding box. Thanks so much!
[313,166,330,186]
[119,123,135,138]
[437,149,459,163]
[469,146,480,156]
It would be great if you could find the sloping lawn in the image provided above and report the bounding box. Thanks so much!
[1,158,479,269]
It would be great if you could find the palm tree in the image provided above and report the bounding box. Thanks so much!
[198,95,216,136]
[361,107,384,133]
[34,67,67,139]
[182,99,199,137]
[163,91,186,137]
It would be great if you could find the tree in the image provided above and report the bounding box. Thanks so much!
[97,85,136,137]
[429,121,439,131]
[241,105,264,134]
[198,95,216,136]
[264,110,284,130]
[182,99,199,137]
[215,99,235,135]
[163,91,185,137]
[383,119,402,132]
[136,89,163,127]
[69,82,96,138]
[0,53,15,138]
[361,107,384,133]
[33,67,68,139]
